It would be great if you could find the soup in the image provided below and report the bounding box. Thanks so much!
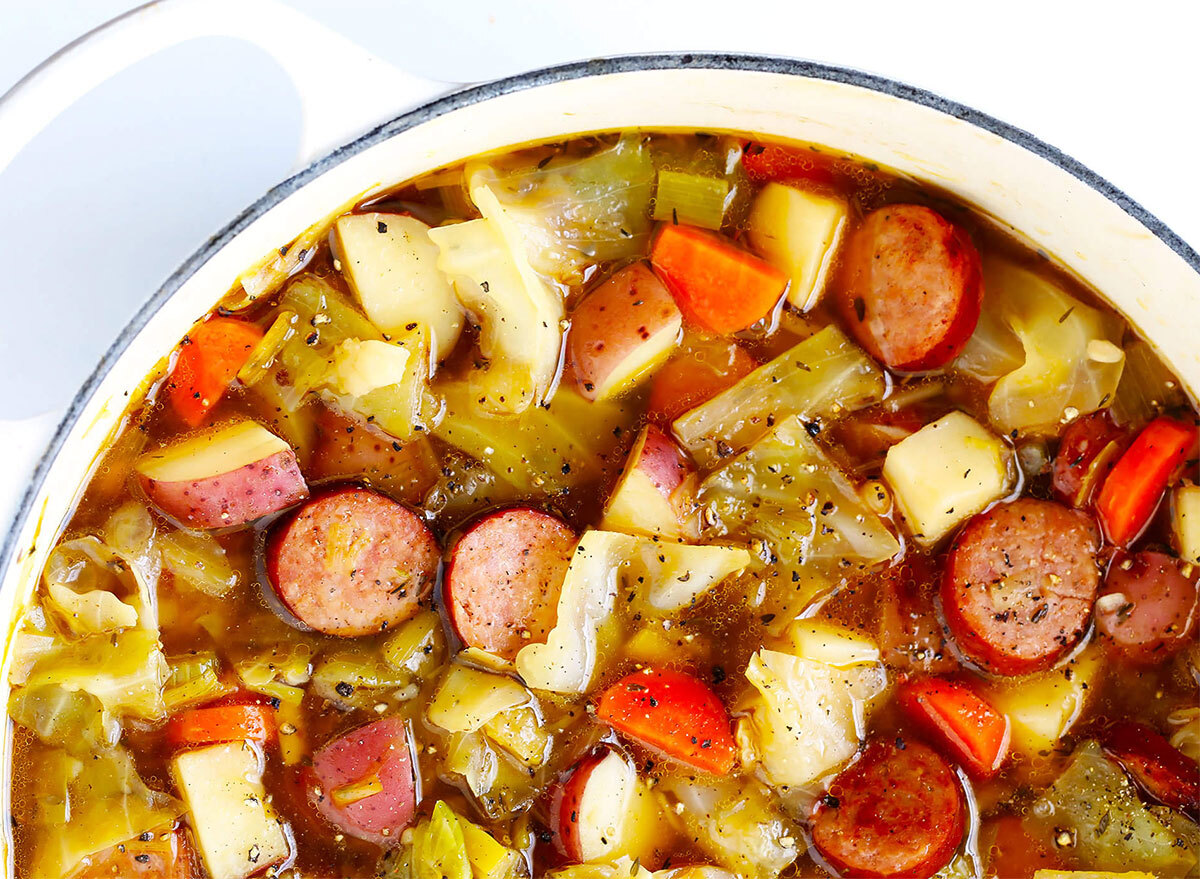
[6,132,1198,879]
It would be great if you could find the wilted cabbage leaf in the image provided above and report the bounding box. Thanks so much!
[700,414,900,570]
[955,257,1125,433]
[8,684,119,756]
[467,136,656,286]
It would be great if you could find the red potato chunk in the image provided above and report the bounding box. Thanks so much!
[567,262,683,400]
[136,420,307,529]
[601,424,695,539]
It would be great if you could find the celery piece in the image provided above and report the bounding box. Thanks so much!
[700,414,900,569]
[236,310,297,387]
[163,652,232,710]
[653,170,730,230]
[674,324,887,468]
[275,697,307,766]
[1024,741,1198,874]
[159,529,239,597]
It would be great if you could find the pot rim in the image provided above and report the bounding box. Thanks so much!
[2,51,1197,583]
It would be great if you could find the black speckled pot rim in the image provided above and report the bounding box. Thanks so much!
[3,52,1198,577]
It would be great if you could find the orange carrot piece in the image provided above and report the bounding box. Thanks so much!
[596,666,736,774]
[1096,416,1198,546]
[898,676,1010,778]
[740,141,841,187]
[650,224,788,333]
[167,703,276,749]
[167,317,264,427]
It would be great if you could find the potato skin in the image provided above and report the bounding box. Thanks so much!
[139,448,308,529]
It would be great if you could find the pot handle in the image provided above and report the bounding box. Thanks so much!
[0,0,458,176]
[0,0,457,528]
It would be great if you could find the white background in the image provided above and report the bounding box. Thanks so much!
[0,0,1197,525]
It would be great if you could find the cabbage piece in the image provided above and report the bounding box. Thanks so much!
[430,181,564,416]
[164,652,233,710]
[659,776,799,879]
[629,540,754,613]
[22,627,168,722]
[158,528,239,597]
[29,746,183,879]
[468,136,656,285]
[955,257,1125,433]
[516,531,635,694]
[700,414,900,569]
[741,647,886,789]
[444,731,539,820]
[434,381,635,494]
[1024,740,1198,874]
[311,647,412,710]
[673,324,887,469]
[427,664,532,733]
[8,684,119,756]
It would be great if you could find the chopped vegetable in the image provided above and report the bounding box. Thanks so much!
[163,651,232,710]
[310,649,411,710]
[659,776,799,879]
[653,170,730,230]
[166,703,277,748]
[166,317,264,427]
[785,620,881,667]
[1173,484,1200,564]
[596,666,736,774]
[8,684,119,756]
[740,141,840,187]
[1096,416,1198,546]
[984,646,1102,755]
[954,257,1125,434]
[630,540,753,612]
[1024,741,1198,875]
[443,730,540,820]
[650,223,788,333]
[235,309,297,387]
[158,528,239,597]
[426,664,532,733]
[648,336,758,425]
[882,410,1014,545]
[172,741,292,879]
[381,610,446,676]
[898,677,1010,778]
[741,644,885,788]
[746,182,848,310]
[674,324,886,468]
[331,774,385,807]
[42,537,141,635]
[29,746,183,879]
[411,801,472,879]
[1111,337,1189,425]
[467,135,656,285]
[335,212,465,360]
[700,414,901,568]
[429,176,565,416]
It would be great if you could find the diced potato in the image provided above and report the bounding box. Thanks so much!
[322,338,414,398]
[883,411,1012,545]
[335,212,465,361]
[785,621,881,667]
[1172,484,1200,565]
[172,742,290,879]
[459,814,526,879]
[985,647,1103,755]
[427,664,532,733]
[747,182,847,311]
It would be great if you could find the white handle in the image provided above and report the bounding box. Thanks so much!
[0,0,457,530]
[0,0,456,174]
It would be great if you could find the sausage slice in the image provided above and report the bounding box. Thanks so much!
[942,499,1100,675]
[1102,721,1200,818]
[834,204,983,372]
[1095,551,1198,663]
[267,486,440,637]
[444,507,576,659]
[811,738,964,879]
[308,717,417,846]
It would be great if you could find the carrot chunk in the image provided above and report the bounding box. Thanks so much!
[167,704,277,749]
[650,224,787,333]
[167,317,264,427]
[596,666,736,774]
[1095,415,1198,546]
[898,676,1009,778]
[740,141,840,187]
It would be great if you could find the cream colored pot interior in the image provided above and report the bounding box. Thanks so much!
[1,63,1198,869]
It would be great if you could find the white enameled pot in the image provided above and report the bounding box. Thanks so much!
[0,0,1198,870]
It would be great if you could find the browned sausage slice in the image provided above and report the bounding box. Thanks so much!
[834,204,983,372]
[445,507,576,659]
[1096,551,1198,664]
[942,498,1100,675]
[267,486,440,636]
[810,738,965,879]
[1102,720,1200,818]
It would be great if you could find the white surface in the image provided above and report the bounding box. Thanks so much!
[0,0,1196,529]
